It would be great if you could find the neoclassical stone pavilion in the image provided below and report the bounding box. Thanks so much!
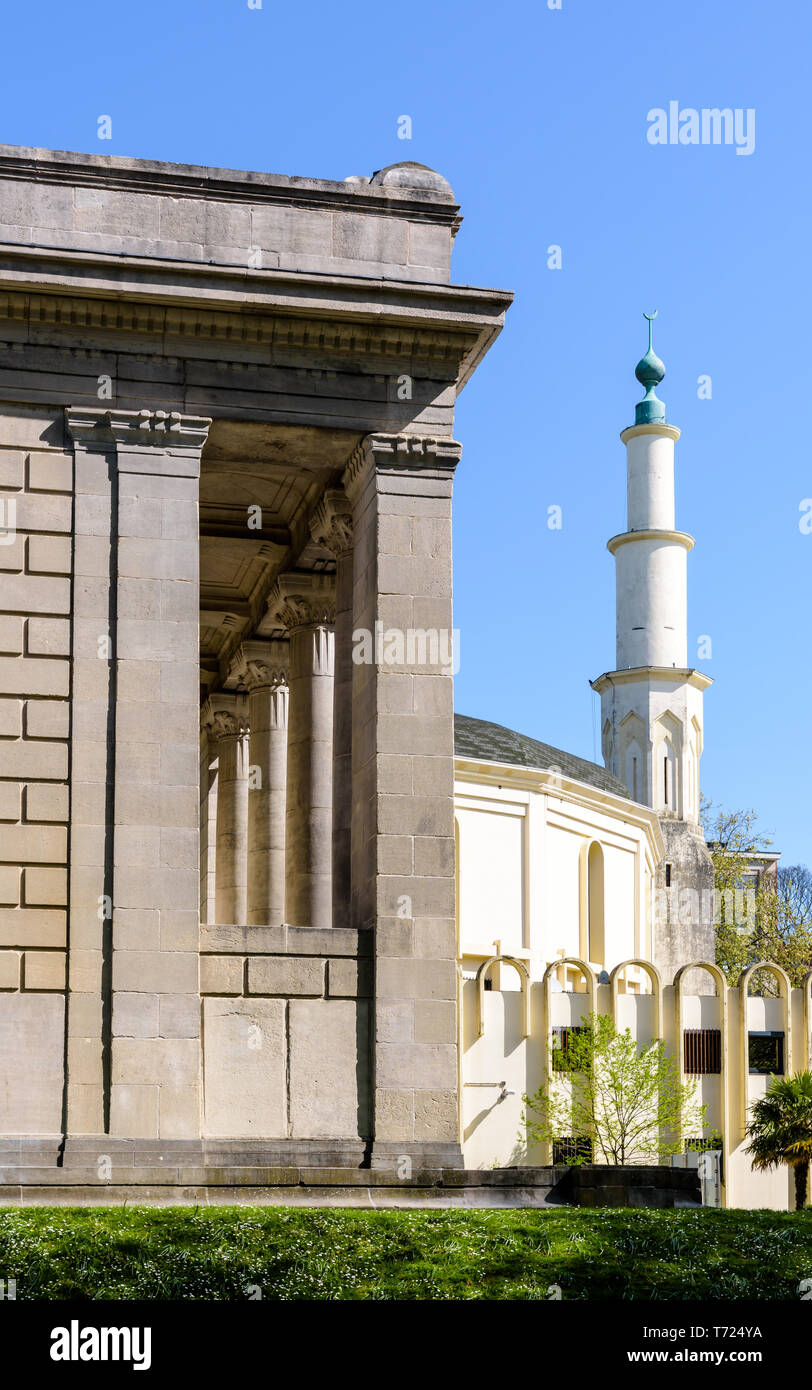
[0,145,511,1191]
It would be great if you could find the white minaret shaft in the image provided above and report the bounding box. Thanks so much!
[612,422,692,671]
[591,315,710,825]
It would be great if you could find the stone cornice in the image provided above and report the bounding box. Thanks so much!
[65,406,212,455]
[230,639,290,691]
[266,572,336,631]
[607,527,695,556]
[0,146,461,222]
[343,433,462,500]
[590,668,713,694]
[309,489,353,557]
[0,268,509,391]
[620,423,681,445]
[200,692,249,738]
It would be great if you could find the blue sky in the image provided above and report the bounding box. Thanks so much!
[1,0,809,862]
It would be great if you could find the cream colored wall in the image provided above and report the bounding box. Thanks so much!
[461,961,806,1211]
[456,793,526,956]
[455,763,658,981]
[543,824,581,962]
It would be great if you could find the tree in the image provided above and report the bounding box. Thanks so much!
[701,799,812,988]
[777,865,812,927]
[745,1072,812,1211]
[523,1012,707,1166]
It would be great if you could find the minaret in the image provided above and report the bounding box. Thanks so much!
[591,313,715,975]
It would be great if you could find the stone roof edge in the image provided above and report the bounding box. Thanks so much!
[0,145,461,223]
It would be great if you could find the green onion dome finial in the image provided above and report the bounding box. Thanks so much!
[634,311,666,425]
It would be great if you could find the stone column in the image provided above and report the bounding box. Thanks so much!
[310,491,354,930]
[267,575,335,929]
[343,433,462,1169]
[199,730,218,926]
[201,694,249,925]
[231,641,290,927]
[64,406,210,1141]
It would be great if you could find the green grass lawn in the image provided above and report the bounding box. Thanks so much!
[0,1206,811,1300]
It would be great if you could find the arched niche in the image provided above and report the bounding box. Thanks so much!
[673,961,729,1176]
[541,956,598,1076]
[610,958,664,1039]
[803,969,812,1072]
[737,962,793,1137]
[475,955,531,1040]
[578,841,605,967]
[618,709,647,802]
[653,709,682,817]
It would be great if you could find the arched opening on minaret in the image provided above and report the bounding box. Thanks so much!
[625,739,642,802]
[587,841,605,967]
[662,737,677,813]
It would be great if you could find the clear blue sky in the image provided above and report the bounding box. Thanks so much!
[1,0,809,862]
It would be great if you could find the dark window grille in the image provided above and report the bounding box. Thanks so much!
[748,1031,784,1075]
[665,863,672,887]
[552,1025,585,1072]
[684,1137,719,1153]
[553,1136,593,1165]
[683,1028,722,1075]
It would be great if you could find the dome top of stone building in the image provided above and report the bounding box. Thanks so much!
[369,162,455,196]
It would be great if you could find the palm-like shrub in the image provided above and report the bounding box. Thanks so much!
[745,1071,812,1211]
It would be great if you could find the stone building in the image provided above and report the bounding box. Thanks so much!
[0,145,511,1185]
[0,146,806,1209]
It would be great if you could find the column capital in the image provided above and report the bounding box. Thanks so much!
[65,407,211,473]
[201,691,249,739]
[266,572,336,632]
[343,433,462,502]
[230,639,290,692]
[309,488,354,557]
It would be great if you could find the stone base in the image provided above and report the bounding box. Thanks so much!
[368,1140,464,1171]
[0,1152,700,1208]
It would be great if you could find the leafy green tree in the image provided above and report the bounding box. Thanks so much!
[523,1012,707,1165]
[745,1072,812,1211]
[702,799,812,988]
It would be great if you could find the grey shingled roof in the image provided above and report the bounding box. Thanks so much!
[454,713,631,799]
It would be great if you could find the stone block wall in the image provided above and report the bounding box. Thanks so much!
[200,924,371,1141]
[0,148,457,285]
[0,407,71,1132]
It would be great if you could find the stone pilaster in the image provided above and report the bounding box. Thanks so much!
[230,640,290,927]
[343,433,462,1168]
[310,491,354,930]
[267,575,335,930]
[64,406,210,1140]
[201,694,249,926]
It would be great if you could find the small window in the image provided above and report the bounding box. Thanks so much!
[552,1025,585,1072]
[553,1136,592,1165]
[665,863,672,887]
[684,1028,721,1075]
[748,1031,784,1075]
